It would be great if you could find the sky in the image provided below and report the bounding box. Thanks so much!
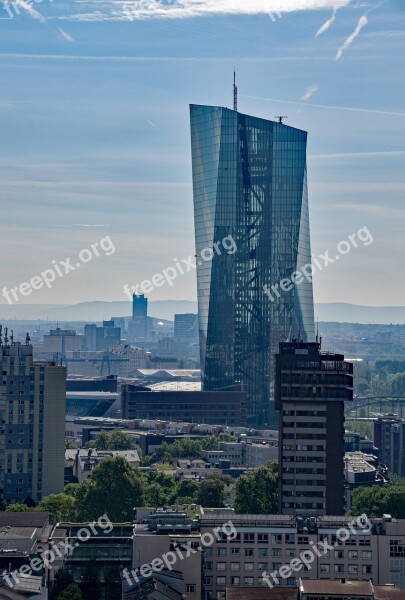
[0,0,404,307]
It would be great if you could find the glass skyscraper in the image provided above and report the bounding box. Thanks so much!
[190,105,315,426]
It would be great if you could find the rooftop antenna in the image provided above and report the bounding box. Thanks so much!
[0,325,2,347]
[275,116,288,124]
[233,71,238,112]
[10,330,14,345]
[25,332,31,345]
[316,317,319,343]
[4,328,9,347]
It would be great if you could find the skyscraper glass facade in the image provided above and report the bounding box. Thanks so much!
[190,105,315,426]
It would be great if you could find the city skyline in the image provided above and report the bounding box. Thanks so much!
[0,1,403,307]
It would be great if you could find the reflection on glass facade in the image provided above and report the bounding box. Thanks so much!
[190,105,315,426]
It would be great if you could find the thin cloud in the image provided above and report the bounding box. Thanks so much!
[59,0,352,22]
[245,95,405,117]
[146,119,156,127]
[15,0,46,22]
[301,85,319,101]
[336,15,368,60]
[315,7,338,38]
[58,27,75,42]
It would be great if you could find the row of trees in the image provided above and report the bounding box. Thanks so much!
[3,457,279,521]
[350,483,405,518]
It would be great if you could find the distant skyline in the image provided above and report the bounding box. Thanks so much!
[0,0,404,307]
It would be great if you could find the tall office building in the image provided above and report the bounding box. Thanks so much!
[374,414,405,477]
[131,293,148,340]
[0,332,66,504]
[275,341,353,516]
[190,104,315,426]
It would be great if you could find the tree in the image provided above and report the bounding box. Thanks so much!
[201,436,219,451]
[177,479,199,501]
[75,456,145,522]
[146,471,178,506]
[85,429,134,451]
[5,503,30,512]
[56,583,83,600]
[196,476,225,508]
[108,429,134,450]
[234,461,278,514]
[65,439,78,449]
[64,483,80,498]
[38,493,76,522]
[85,430,110,450]
[218,433,236,442]
[350,485,405,518]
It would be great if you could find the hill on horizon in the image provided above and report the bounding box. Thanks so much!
[0,301,405,324]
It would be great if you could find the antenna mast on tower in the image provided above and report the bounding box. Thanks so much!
[233,71,238,112]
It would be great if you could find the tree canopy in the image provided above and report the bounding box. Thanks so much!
[234,461,278,514]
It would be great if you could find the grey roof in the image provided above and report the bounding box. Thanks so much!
[0,512,49,528]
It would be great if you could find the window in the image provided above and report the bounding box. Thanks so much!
[186,585,196,593]
[244,548,254,557]
[272,534,282,544]
[205,562,213,571]
[359,535,371,546]
[258,534,268,544]
[205,548,213,556]
[230,563,240,572]
[216,577,226,586]
[230,577,240,585]
[216,563,226,572]
[271,548,281,558]
[244,563,254,571]
[217,548,227,557]
[334,550,344,559]
[348,565,358,574]
[258,563,268,571]
[286,549,295,558]
[244,533,255,544]
[204,577,212,585]
[320,564,330,574]
[272,563,282,571]
[285,533,295,544]
[348,550,358,560]
[216,592,225,600]
[244,577,254,586]
[362,551,372,560]
[334,565,344,574]
[363,565,372,575]
[231,548,240,556]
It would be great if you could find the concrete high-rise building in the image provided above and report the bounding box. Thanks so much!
[0,333,66,504]
[374,414,405,477]
[190,104,315,427]
[43,327,82,353]
[275,341,353,516]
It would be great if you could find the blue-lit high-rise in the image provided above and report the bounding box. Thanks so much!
[190,104,315,427]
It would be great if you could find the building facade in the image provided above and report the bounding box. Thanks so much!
[275,341,353,516]
[0,336,66,504]
[190,105,315,427]
[374,414,405,477]
[200,512,405,600]
[121,386,247,425]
